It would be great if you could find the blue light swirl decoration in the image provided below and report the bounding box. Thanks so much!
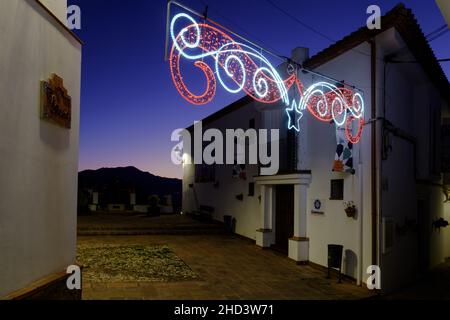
[169,12,365,142]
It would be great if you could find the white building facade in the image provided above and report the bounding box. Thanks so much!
[0,0,82,298]
[182,5,450,292]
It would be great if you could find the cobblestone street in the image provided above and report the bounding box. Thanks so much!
[79,234,373,300]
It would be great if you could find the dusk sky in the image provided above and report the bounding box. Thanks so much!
[69,0,449,179]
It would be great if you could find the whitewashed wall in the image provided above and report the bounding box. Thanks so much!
[0,0,81,297]
[182,26,449,292]
[303,41,373,281]
[298,28,449,290]
[39,0,68,23]
[183,102,262,240]
[444,203,450,259]
[378,31,447,292]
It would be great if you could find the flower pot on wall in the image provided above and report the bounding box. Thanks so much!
[345,208,356,218]
[344,201,356,218]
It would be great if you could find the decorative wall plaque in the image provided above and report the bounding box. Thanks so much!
[311,198,326,215]
[41,74,72,129]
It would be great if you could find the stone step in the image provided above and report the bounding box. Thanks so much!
[78,224,222,231]
[77,228,226,236]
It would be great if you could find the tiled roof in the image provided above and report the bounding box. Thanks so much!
[303,3,450,103]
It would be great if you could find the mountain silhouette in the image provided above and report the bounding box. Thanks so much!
[78,166,181,208]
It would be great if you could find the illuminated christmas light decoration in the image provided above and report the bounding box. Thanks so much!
[345,116,365,144]
[286,100,302,132]
[297,82,364,126]
[295,82,365,143]
[170,13,290,106]
[168,12,365,144]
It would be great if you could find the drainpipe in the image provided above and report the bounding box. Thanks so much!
[291,47,310,171]
[358,155,364,285]
[359,38,378,286]
[370,39,379,268]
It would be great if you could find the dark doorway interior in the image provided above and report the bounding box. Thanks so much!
[417,198,430,273]
[273,185,294,254]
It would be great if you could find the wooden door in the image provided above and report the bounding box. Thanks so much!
[274,185,294,254]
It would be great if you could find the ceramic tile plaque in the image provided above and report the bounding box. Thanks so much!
[41,74,72,129]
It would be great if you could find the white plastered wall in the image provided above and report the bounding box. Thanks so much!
[303,42,373,281]
[0,0,81,296]
[38,0,68,23]
[182,102,262,240]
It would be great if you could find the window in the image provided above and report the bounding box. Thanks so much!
[195,164,215,183]
[248,182,255,197]
[382,217,395,254]
[195,141,216,183]
[330,179,344,200]
[249,118,255,129]
[430,104,441,175]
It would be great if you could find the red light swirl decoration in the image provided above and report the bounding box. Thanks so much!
[170,13,292,106]
[298,82,365,143]
[169,13,365,144]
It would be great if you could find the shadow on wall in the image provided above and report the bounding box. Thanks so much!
[224,215,237,233]
[40,120,70,150]
[344,249,358,278]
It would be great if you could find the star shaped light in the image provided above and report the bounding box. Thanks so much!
[285,100,303,132]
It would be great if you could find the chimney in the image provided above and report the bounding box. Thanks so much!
[291,47,310,66]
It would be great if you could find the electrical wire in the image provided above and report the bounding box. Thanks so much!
[192,0,285,61]
[425,24,447,39]
[175,0,446,90]
[389,58,450,63]
[264,0,336,43]
[428,28,449,42]
[198,0,447,62]
[176,0,364,90]
[196,0,286,59]
[207,9,285,58]
[263,0,375,59]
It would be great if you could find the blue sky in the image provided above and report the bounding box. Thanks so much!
[69,0,449,178]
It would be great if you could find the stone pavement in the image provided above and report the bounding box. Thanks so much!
[78,213,224,236]
[79,234,374,300]
[376,259,450,300]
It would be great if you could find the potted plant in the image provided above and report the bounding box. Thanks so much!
[344,201,357,218]
[148,195,161,217]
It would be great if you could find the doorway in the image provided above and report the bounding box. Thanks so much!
[417,197,430,273]
[273,185,294,254]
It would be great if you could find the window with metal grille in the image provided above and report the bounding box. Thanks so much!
[330,179,344,200]
[248,182,255,196]
[195,164,215,183]
[249,118,255,129]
